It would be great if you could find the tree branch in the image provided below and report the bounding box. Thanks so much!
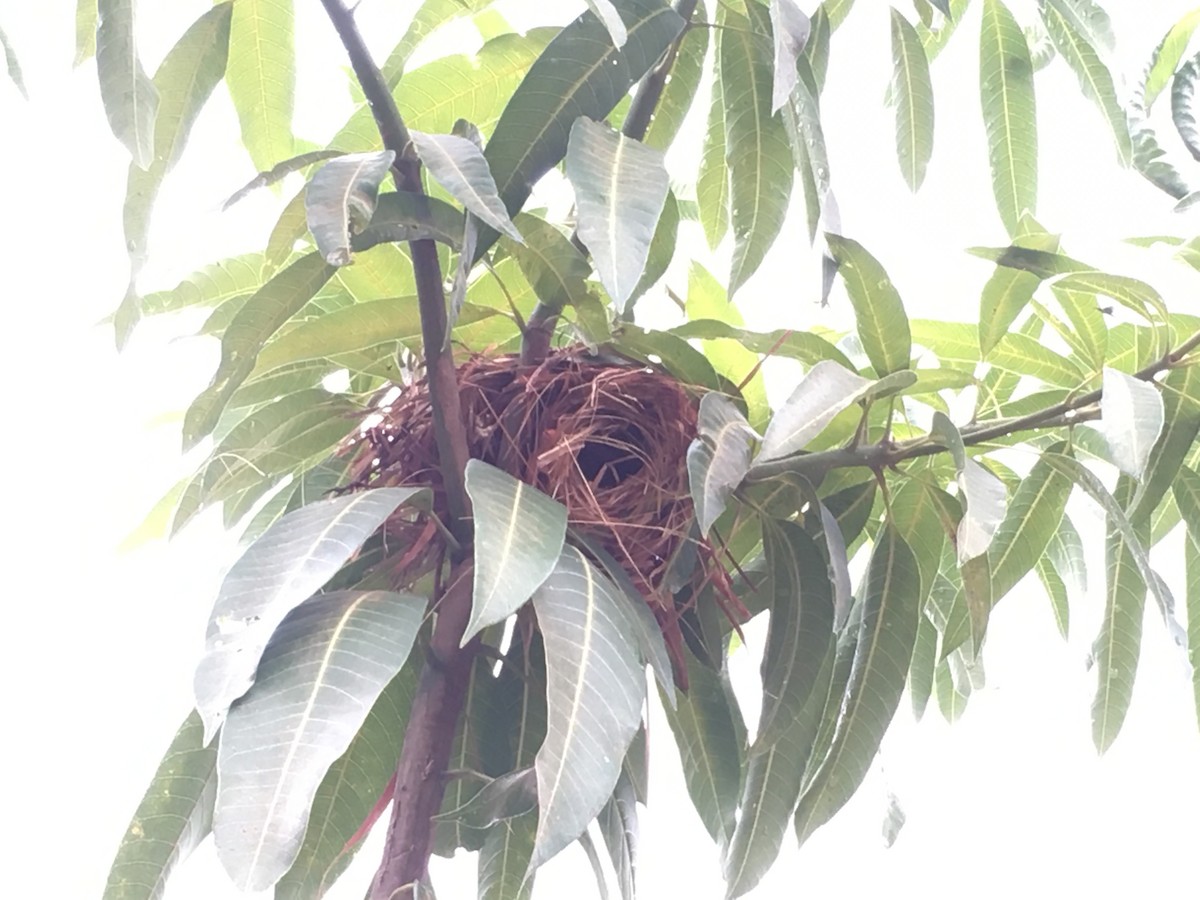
[748,328,1200,483]
[319,0,472,541]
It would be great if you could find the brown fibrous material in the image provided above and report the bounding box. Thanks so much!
[338,347,722,685]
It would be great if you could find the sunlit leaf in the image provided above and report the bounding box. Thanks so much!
[725,2,795,295]
[96,0,158,168]
[75,0,97,67]
[980,0,1038,235]
[672,320,852,371]
[464,460,568,644]
[1145,8,1200,111]
[977,228,1062,356]
[214,591,424,890]
[226,0,294,172]
[890,9,935,191]
[305,152,397,267]
[477,0,684,260]
[1051,283,1108,369]
[192,487,425,740]
[1096,367,1165,479]
[825,234,912,376]
[930,413,1007,562]
[565,117,670,310]
[688,393,758,536]
[379,0,494,86]
[529,547,646,872]
[410,130,524,242]
[104,712,216,900]
[794,526,920,847]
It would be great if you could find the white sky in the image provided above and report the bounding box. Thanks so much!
[3,1,1200,898]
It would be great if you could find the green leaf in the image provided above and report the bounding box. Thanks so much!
[1038,0,1132,165]
[916,0,969,60]
[464,461,569,643]
[222,149,343,210]
[597,771,637,900]
[305,152,397,266]
[214,591,423,890]
[182,254,335,448]
[1091,478,1147,754]
[968,242,1091,279]
[612,325,724,390]
[824,0,856,30]
[769,0,812,113]
[477,0,685,260]
[352,190,468,254]
[644,22,707,150]
[723,2,795,295]
[1054,272,1169,330]
[1051,283,1107,369]
[75,0,97,67]
[96,0,158,168]
[275,668,416,899]
[672,320,852,370]
[756,521,835,752]
[977,229,1063,357]
[986,449,1073,603]
[990,331,1087,388]
[627,189,679,307]
[979,0,1038,235]
[794,526,920,847]
[139,254,266,317]
[380,0,494,86]
[661,655,743,850]
[1131,364,1200,523]
[756,361,873,463]
[507,213,592,313]
[192,487,426,740]
[910,613,938,719]
[825,234,912,376]
[960,551,992,652]
[410,130,523,242]
[934,651,972,722]
[890,9,935,191]
[1035,555,1071,639]
[530,546,646,872]
[104,712,216,900]
[688,393,758,537]
[479,813,537,900]
[1173,53,1200,161]
[1144,8,1200,112]
[887,480,953,604]
[781,56,830,243]
[1097,367,1165,479]
[226,0,294,172]
[697,46,730,250]
[566,117,670,310]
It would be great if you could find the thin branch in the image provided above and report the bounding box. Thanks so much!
[749,329,1200,482]
[319,0,472,540]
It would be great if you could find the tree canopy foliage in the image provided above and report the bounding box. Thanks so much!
[15,0,1194,897]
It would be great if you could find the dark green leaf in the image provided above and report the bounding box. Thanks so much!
[598,770,638,900]
[226,0,294,171]
[910,613,938,719]
[566,117,670,310]
[104,712,216,900]
[967,243,1091,279]
[193,487,426,740]
[825,234,912,376]
[353,191,468,253]
[305,152,397,266]
[627,189,679,308]
[479,812,537,900]
[97,0,158,167]
[477,0,685,260]
[586,0,629,47]
[980,0,1038,235]
[890,9,935,191]
[507,213,592,312]
[465,460,569,643]
[530,547,646,872]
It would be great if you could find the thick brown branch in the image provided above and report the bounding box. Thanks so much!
[319,0,472,539]
[749,328,1200,483]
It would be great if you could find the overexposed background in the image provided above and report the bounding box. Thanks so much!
[2,1,1199,897]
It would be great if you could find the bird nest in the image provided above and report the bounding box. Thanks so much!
[338,346,732,686]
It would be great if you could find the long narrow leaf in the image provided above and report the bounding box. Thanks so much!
[226,0,294,172]
[890,9,935,191]
[96,0,158,168]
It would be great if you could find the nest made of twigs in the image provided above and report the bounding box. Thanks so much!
[338,346,721,682]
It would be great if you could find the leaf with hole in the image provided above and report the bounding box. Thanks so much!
[103,712,216,900]
[305,152,397,266]
[464,460,568,645]
[565,117,670,311]
[192,487,425,740]
[529,547,646,873]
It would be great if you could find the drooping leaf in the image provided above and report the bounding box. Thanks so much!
[888,479,953,605]
[529,546,646,872]
[673,320,853,371]
[305,152,397,267]
[1096,367,1166,479]
[226,0,294,172]
[464,460,569,644]
[960,551,993,652]
[103,712,216,900]
[890,9,935,191]
[910,613,938,719]
[506,213,592,312]
[688,393,758,536]
[565,117,670,310]
[1038,0,1132,165]
[967,242,1091,280]
[96,0,159,168]
[192,487,425,740]
[598,770,638,900]
[182,253,335,449]
[697,43,730,250]
[352,190,468,254]
[979,0,1038,235]
[824,0,857,30]
[781,56,831,243]
[214,591,423,890]
[769,0,811,113]
[756,520,836,752]
[825,234,912,376]
[1173,53,1200,161]
[477,0,685,260]
[222,150,343,210]
[755,361,873,463]
[977,227,1062,357]
[479,812,537,900]
[724,2,795,296]
[1144,8,1200,111]
[409,130,524,242]
[75,0,97,66]
[794,526,921,847]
